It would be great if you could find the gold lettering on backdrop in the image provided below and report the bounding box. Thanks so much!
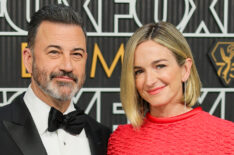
[21,42,31,78]
[90,43,124,78]
[210,42,234,86]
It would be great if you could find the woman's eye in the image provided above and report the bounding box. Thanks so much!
[156,64,166,69]
[135,70,143,75]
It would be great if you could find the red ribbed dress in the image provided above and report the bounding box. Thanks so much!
[107,107,234,154]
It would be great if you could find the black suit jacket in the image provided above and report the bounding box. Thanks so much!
[0,93,111,155]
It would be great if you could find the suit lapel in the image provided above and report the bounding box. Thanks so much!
[3,94,47,155]
[85,123,102,155]
[84,116,110,155]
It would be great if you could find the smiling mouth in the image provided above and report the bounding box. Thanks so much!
[147,86,166,95]
[50,71,78,83]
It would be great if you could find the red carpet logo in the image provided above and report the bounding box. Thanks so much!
[210,42,234,86]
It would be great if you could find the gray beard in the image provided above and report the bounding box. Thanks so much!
[37,80,79,102]
[32,63,80,102]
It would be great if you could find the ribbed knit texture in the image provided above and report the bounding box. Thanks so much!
[108,107,234,154]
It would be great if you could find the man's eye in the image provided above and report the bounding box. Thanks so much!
[49,50,59,55]
[72,52,83,60]
[73,52,82,56]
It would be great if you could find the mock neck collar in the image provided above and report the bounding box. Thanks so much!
[146,107,202,124]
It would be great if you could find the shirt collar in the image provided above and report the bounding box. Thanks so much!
[24,85,74,135]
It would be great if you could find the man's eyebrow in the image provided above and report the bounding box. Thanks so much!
[72,48,86,53]
[45,45,62,50]
[45,45,86,53]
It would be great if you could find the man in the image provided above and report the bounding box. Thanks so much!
[0,4,111,155]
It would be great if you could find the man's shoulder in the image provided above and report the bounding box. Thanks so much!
[0,104,12,120]
[0,93,25,120]
[0,100,15,120]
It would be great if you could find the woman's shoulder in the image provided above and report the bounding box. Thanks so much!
[200,110,234,125]
[111,124,134,136]
[199,110,234,133]
[108,124,138,142]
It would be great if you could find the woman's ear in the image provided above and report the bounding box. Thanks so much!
[23,48,33,74]
[181,58,192,82]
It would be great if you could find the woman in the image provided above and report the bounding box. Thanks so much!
[107,22,234,154]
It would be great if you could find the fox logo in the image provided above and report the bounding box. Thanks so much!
[210,42,234,86]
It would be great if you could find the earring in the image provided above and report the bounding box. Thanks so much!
[183,81,187,110]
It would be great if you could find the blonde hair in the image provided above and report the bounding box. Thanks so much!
[120,22,201,128]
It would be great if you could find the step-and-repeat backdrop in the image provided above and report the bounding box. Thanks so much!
[0,0,233,130]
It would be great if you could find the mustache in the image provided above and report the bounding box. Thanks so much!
[50,71,78,83]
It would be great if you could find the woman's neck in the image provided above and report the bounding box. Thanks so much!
[149,102,192,118]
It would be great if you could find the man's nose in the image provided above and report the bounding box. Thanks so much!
[60,55,73,72]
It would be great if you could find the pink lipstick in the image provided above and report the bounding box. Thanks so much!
[147,86,165,95]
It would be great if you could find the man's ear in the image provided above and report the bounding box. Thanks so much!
[23,48,33,74]
[181,58,192,82]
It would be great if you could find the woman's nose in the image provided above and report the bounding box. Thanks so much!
[145,70,157,87]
